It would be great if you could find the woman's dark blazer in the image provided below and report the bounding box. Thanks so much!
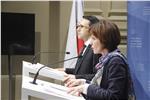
[85,56,129,100]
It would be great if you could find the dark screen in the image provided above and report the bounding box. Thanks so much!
[1,12,35,55]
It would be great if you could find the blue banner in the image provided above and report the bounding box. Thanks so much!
[127,1,150,100]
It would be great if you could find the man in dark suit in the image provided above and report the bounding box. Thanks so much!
[63,16,101,81]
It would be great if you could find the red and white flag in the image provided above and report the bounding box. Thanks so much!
[64,0,84,68]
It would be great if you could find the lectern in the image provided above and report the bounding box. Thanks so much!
[21,61,84,100]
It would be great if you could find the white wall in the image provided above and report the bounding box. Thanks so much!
[59,1,72,62]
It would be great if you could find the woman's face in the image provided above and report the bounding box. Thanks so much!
[91,35,103,54]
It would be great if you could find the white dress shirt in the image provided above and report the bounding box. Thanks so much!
[82,38,92,55]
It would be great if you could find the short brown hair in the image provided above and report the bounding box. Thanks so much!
[90,20,121,52]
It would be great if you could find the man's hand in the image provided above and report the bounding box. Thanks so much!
[55,68,65,71]
[65,79,86,87]
[63,74,76,82]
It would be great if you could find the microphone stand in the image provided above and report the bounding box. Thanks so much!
[32,51,70,64]
[31,55,82,85]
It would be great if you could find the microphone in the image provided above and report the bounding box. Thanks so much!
[32,51,70,64]
[31,55,82,85]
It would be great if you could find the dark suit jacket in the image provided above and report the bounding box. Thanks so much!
[65,45,101,80]
[85,56,129,100]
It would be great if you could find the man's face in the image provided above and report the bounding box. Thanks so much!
[76,19,91,40]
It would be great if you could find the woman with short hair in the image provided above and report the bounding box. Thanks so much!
[65,20,135,100]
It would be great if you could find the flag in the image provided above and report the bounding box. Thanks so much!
[64,0,84,68]
[127,1,150,100]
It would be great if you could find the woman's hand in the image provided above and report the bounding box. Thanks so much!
[67,85,84,96]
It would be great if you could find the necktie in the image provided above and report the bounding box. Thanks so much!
[79,45,86,56]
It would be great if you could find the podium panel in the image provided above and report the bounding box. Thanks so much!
[21,61,84,100]
[22,76,84,100]
[22,61,65,80]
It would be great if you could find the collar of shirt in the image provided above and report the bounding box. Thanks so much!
[99,48,120,63]
[96,48,120,70]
